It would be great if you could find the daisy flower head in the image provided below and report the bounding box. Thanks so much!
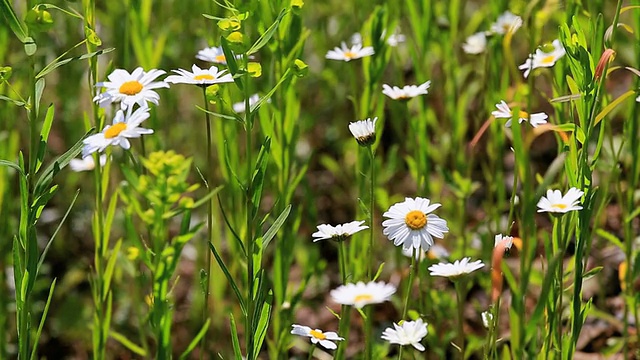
[402,243,450,261]
[70,154,107,172]
[312,220,368,242]
[291,325,344,350]
[519,39,566,78]
[494,234,514,250]
[93,67,169,109]
[386,31,406,47]
[326,41,374,62]
[232,94,261,113]
[382,81,431,101]
[491,100,548,128]
[428,257,484,278]
[537,187,584,214]
[330,281,396,309]
[196,46,237,65]
[82,107,153,158]
[462,32,487,54]
[348,117,377,147]
[382,197,449,253]
[481,311,494,329]
[164,65,233,86]
[490,10,523,35]
[381,319,428,351]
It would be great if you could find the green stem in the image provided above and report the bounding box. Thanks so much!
[364,307,372,360]
[402,249,417,319]
[368,146,375,280]
[200,86,214,359]
[307,343,316,360]
[244,55,256,360]
[336,241,350,360]
[455,280,466,360]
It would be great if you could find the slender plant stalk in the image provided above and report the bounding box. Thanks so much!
[336,240,351,360]
[367,145,375,280]
[454,280,466,360]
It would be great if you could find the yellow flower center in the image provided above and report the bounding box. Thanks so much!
[552,203,567,210]
[309,330,326,340]
[194,74,215,81]
[215,54,226,63]
[104,123,127,139]
[344,51,357,59]
[518,110,529,119]
[405,210,427,230]
[119,80,143,95]
[541,55,556,65]
[354,294,373,303]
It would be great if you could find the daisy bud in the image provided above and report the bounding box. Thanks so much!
[348,117,377,147]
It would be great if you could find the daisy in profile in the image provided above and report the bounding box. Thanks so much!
[494,234,514,250]
[492,100,548,128]
[519,39,566,78]
[489,10,523,35]
[381,319,428,351]
[428,257,485,278]
[70,154,107,172]
[382,81,431,101]
[348,117,377,146]
[196,46,240,64]
[382,197,449,253]
[326,42,374,62]
[93,67,168,109]
[462,32,487,54]
[330,281,396,308]
[537,187,584,214]
[291,325,344,350]
[164,65,233,86]
[82,107,153,158]
[312,220,368,242]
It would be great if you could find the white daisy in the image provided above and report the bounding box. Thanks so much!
[401,243,450,261]
[491,100,548,128]
[82,107,153,158]
[348,117,377,146]
[382,81,431,101]
[330,281,396,308]
[428,257,485,278]
[312,220,369,242]
[70,154,107,172]
[381,319,428,351]
[536,187,584,214]
[290,324,344,350]
[93,67,168,109]
[462,32,487,54]
[519,39,566,78]
[164,65,233,86]
[494,234,513,250]
[382,197,449,253]
[481,311,493,329]
[196,46,241,65]
[232,94,264,113]
[326,42,374,62]
[351,31,405,47]
[489,11,523,35]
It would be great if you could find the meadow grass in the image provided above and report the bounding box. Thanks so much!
[1,0,640,359]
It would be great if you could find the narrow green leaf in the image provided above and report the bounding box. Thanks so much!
[196,105,243,122]
[37,189,79,274]
[0,159,26,177]
[217,196,246,256]
[0,0,28,42]
[0,95,26,106]
[35,104,55,172]
[261,204,291,249]
[36,48,115,79]
[253,294,272,356]
[30,278,56,360]
[595,228,624,250]
[220,36,242,89]
[208,242,246,314]
[110,331,147,356]
[102,239,122,300]
[179,320,210,360]
[247,9,289,55]
[594,90,635,125]
[229,314,243,360]
[250,137,271,219]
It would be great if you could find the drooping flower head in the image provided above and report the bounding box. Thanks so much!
[330,281,396,308]
[312,220,369,242]
[494,234,514,250]
[381,319,429,351]
[93,67,169,109]
[462,32,487,54]
[382,197,449,253]
[326,42,374,62]
[490,11,523,35]
[428,257,485,279]
[348,117,377,146]
[382,81,431,101]
[291,325,344,350]
[519,39,566,78]
[82,106,153,158]
[491,100,548,128]
[537,187,584,214]
[164,65,233,86]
